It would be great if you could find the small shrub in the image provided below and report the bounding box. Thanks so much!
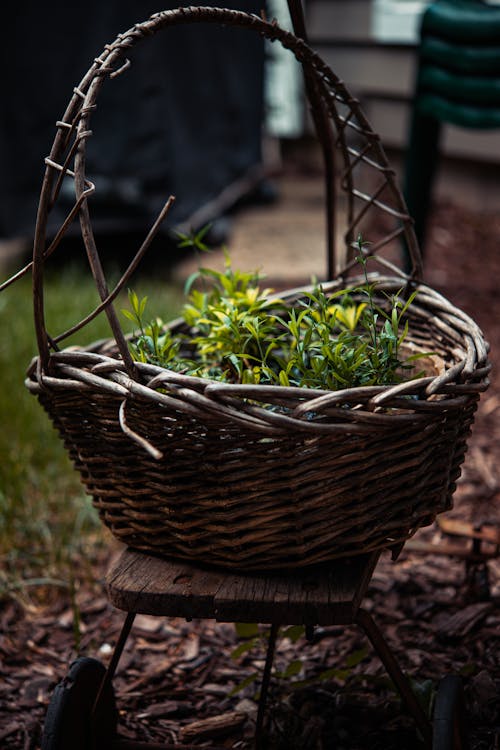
[123,237,426,391]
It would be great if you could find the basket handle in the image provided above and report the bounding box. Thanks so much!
[31,5,422,372]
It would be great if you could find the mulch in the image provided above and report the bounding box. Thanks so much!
[1,199,499,749]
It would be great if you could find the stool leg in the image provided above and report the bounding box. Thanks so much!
[92,611,136,719]
[356,608,432,748]
[255,622,279,750]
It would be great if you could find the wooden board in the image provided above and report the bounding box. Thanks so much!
[106,549,379,626]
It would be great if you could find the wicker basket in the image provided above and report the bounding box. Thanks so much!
[14,6,490,570]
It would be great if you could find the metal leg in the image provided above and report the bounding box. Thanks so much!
[255,622,279,750]
[356,608,432,748]
[403,108,442,258]
[92,611,136,719]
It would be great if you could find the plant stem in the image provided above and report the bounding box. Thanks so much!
[357,239,378,351]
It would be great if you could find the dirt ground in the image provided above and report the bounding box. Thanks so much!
[0,173,499,749]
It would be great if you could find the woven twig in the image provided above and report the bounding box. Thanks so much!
[6,6,491,569]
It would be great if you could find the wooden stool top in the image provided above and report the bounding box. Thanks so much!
[106,549,379,626]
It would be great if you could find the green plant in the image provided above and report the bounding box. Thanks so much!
[229,623,372,699]
[123,236,428,392]
[122,290,181,368]
[229,623,305,697]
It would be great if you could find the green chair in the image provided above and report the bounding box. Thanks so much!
[403,0,500,260]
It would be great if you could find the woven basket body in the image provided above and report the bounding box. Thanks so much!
[18,7,489,570]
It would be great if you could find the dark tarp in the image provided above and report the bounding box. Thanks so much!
[0,2,265,243]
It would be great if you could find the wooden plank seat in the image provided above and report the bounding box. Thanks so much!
[106,548,380,625]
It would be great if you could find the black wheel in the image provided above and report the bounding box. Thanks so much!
[41,657,118,750]
[432,675,469,750]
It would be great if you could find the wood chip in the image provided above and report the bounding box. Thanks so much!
[0,722,21,742]
[136,700,189,719]
[435,602,493,638]
[179,711,247,741]
[470,446,498,491]
[133,614,163,633]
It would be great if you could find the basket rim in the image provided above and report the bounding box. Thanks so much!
[26,274,490,456]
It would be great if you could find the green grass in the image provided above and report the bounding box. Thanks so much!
[0,262,183,602]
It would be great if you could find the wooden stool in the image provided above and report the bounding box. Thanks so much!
[101,548,432,748]
[42,549,470,749]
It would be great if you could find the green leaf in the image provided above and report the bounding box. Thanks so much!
[281,625,305,644]
[184,270,202,296]
[139,295,148,317]
[175,223,213,253]
[345,646,369,668]
[399,289,419,316]
[235,622,260,638]
[283,659,303,678]
[230,639,258,660]
[128,289,140,313]
[278,370,290,387]
[391,307,399,333]
[229,672,259,697]
[398,318,410,346]
[121,308,138,324]
[318,667,351,683]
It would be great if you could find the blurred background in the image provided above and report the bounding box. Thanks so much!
[2,0,500,272]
